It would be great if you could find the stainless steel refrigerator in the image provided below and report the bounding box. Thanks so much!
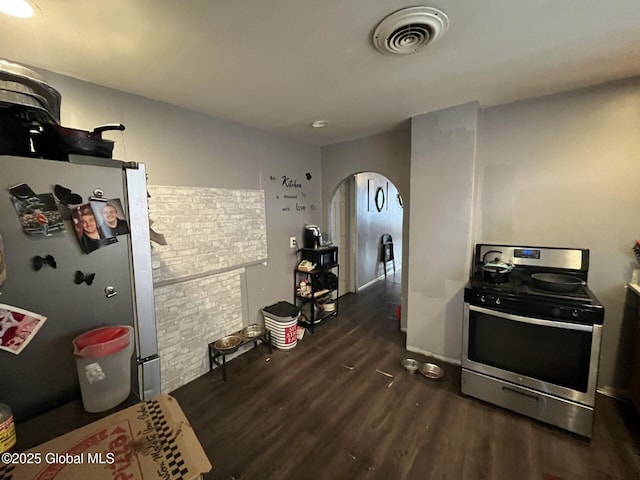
[0,154,160,421]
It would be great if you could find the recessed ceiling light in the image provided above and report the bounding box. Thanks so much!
[311,120,329,128]
[0,0,35,18]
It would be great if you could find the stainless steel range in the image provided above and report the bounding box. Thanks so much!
[461,244,604,438]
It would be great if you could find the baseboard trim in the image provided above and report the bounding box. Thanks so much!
[357,267,403,292]
[357,275,385,291]
[597,386,631,403]
[405,345,461,366]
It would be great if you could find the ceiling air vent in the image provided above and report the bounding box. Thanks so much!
[372,6,449,55]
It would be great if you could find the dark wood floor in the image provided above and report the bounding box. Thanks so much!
[173,275,640,480]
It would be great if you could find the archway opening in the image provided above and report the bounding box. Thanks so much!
[328,172,403,295]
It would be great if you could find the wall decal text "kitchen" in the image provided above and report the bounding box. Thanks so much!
[282,176,302,189]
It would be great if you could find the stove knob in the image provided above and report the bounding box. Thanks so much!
[480,295,486,303]
[572,310,579,318]
[551,307,560,318]
[495,298,501,305]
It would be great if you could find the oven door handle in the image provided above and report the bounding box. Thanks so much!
[502,386,540,402]
[469,305,593,332]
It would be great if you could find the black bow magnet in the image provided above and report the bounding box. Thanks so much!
[54,184,83,206]
[33,255,57,271]
[9,183,36,199]
[74,271,95,286]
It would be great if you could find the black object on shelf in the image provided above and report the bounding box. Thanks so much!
[300,246,338,270]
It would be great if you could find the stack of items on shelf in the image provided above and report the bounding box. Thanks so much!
[294,260,339,333]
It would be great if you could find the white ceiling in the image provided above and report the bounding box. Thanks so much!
[1,0,639,146]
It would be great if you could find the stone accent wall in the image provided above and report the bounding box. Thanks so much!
[153,270,242,393]
[148,185,267,393]
[148,186,267,280]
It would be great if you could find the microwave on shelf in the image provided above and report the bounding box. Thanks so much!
[300,246,338,269]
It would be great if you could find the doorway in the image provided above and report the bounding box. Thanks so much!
[328,172,403,295]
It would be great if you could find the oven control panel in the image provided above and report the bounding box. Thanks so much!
[476,244,586,270]
[514,248,541,259]
[473,292,502,306]
[465,291,505,308]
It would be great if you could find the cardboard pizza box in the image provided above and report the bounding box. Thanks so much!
[0,394,211,479]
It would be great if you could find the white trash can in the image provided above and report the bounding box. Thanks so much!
[262,301,300,350]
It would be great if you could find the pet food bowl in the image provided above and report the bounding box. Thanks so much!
[419,362,444,380]
[241,324,265,339]
[401,358,419,374]
[213,334,242,352]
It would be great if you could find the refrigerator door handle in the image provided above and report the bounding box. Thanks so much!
[125,165,159,360]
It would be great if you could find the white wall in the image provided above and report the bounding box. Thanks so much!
[405,79,640,394]
[406,102,479,363]
[475,78,640,393]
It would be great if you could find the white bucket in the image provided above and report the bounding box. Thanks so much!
[72,326,133,413]
[264,315,299,350]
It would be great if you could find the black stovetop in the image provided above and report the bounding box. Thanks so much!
[465,272,604,324]
[467,275,596,304]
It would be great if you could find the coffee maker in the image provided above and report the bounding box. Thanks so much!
[303,225,323,248]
